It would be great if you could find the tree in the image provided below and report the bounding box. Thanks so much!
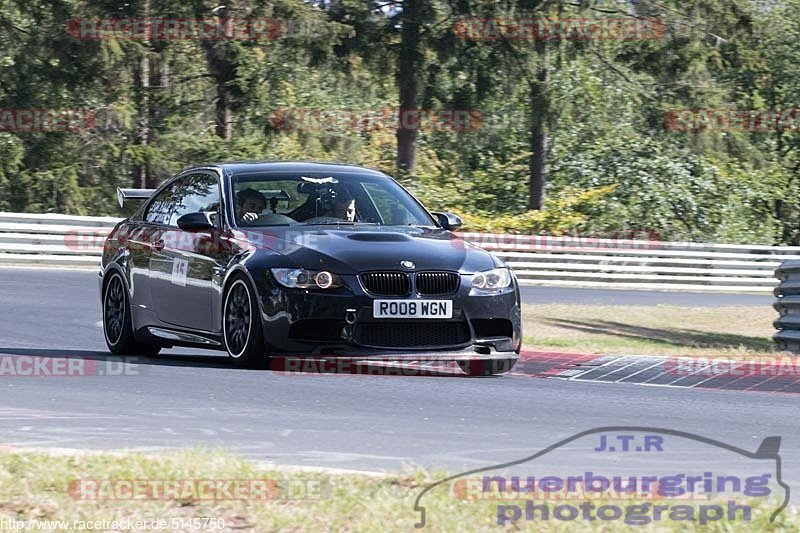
[396,0,422,173]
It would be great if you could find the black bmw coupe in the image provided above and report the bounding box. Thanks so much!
[100,162,522,375]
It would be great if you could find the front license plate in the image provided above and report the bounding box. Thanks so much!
[373,299,453,319]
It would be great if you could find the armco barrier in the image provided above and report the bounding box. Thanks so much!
[461,232,791,293]
[0,212,793,293]
[773,260,800,351]
[0,212,118,268]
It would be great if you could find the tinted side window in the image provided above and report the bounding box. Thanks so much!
[142,173,220,226]
[143,185,175,225]
[168,173,221,227]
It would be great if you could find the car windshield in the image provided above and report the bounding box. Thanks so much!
[229,172,436,227]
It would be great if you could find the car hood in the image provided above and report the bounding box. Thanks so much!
[235,225,500,274]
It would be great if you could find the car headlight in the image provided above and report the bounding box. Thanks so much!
[471,267,512,292]
[270,268,343,289]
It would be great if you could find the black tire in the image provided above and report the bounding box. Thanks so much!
[457,358,517,377]
[103,272,161,356]
[223,275,269,368]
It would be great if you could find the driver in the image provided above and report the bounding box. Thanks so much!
[290,184,357,222]
[236,188,267,224]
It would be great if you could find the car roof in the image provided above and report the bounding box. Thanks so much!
[193,161,390,178]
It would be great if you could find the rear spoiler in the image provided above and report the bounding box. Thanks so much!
[117,187,155,208]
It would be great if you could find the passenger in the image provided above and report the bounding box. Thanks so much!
[236,188,267,224]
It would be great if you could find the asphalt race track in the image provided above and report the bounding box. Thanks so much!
[0,268,796,502]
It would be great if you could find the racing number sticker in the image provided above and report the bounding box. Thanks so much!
[171,258,188,287]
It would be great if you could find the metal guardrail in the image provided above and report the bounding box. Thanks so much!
[460,232,793,293]
[0,212,118,269]
[0,212,793,293]
[773,261,800,351]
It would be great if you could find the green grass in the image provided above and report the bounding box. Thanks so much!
[0,449,795,531]
[522,304,781,357]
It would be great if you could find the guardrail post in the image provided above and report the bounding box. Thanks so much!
[773,260,800,353]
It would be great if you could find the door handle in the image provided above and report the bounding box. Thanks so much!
[152,239,165,251]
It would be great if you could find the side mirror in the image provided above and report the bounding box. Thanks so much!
[177,212,214,232]
[432,211,463,232]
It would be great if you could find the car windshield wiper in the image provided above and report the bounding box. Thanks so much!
[300,221,379,226]
[248,224,294,227]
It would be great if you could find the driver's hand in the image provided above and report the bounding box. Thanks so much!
[242,212,259,222]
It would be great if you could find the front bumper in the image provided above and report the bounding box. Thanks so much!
[253,271,522,357]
